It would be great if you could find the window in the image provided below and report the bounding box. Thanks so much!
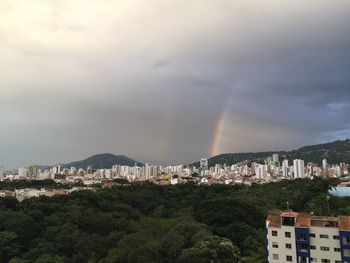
[344,248,350,257]
[309,233,316,238]
[273,254,279,260]
[282,216,295,226]
[343,236,350,245]
[297,232,308,241]
[333,235,340,240]
[285,232,291,238]
[334,247,341,252]
[272,230,278,236]
[286,255,293,262]
[335,261,341,263]
[310,245,316,250]
[297,244,308,253]
[320,234,329,239]
[321,260,330,263]
[320,246,329,251]
[285,243,292,249]
[272,242,278,248]
[311,258,317,262]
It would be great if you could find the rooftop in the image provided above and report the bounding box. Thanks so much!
[267,211,350,230]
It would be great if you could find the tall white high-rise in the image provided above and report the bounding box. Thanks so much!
[144,163,152,180]
[335,165,342,177]
[322,159,328,169]
[255,164,266,179]
[293,159,305,178]
[0,166,4,180]
[200,159,208,168]
[271,153,280,167]
[18,167,29,178]
[282,159,289,178]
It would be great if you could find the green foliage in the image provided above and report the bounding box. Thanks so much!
[0,180,63,191]
[0,178,345,263]
[33,255,66,263]
[178,236,240,263]
[0,232,20,263]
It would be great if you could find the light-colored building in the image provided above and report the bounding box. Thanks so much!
[272,153,280,167]
[28,165,39,180]
[18,167,29,179]
[293,159,305,178]
[200,158,208,168]
[266,211,350,263]
[0,166,4,180]
[323,159,328,169]
[282,159,289,178]
[256,164,266,179]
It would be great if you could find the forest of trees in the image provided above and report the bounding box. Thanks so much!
[0,178,348,263]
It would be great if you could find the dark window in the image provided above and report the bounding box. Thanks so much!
[320,246,329,251]
[320,234,329,239]
[310,245,316,250]
[297,232,308,241]
[285,232,291,238]
[282,217,295,226]
[343,236,350,245]
[309,233,316,238]
[333,235,339,240]
[272,230,278,236]
[321,260,330,263]
[297,244,308,253]
[344,248,350,257]
[324,220,338,228]
[272,242,278,248]
[334,247,341,252]
[285,243,292,249]
[286,255,293,262]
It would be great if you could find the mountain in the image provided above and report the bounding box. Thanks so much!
[191,139,350,167]
[61,153,143,169]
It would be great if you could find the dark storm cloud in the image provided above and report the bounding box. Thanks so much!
[0,0,350,168]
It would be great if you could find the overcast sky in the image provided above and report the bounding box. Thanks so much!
[0,0,350,169]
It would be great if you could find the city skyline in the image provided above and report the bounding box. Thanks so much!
[1,0,350,169]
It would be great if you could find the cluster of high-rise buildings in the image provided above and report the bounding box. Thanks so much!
[0,154,348,185]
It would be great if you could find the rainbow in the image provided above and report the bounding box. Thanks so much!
[210,93,233,157]
[210,111,226,156]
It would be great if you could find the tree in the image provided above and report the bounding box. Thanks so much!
[34,254,66,263]
[0,232,20,263]
[178,236,241,263]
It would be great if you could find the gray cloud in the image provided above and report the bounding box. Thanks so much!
[0,0,349,168]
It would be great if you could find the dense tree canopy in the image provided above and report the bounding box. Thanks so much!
[0,178,344,262]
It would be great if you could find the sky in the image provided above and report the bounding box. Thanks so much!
[0,0,350,169]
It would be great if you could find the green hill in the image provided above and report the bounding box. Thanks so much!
[192,139,350,167]
[62,153,143,169]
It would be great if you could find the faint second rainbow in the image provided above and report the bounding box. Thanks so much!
[210,111,226,157]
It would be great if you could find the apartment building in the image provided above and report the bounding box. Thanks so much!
[266,211,350,263]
